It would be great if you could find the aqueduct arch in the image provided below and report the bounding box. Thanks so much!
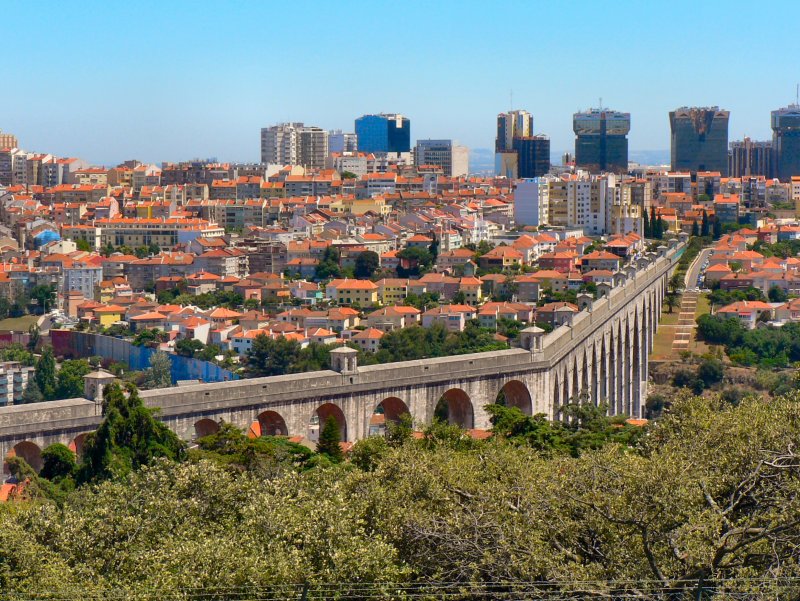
[497,380,533,415]
[435,388,474,429]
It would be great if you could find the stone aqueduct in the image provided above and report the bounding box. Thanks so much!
[1,244,681,473]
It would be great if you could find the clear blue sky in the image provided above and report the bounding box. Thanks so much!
[3,0,799,166]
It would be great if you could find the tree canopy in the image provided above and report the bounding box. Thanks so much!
[77,381,185,483]
[3,392,800,598]
[354,250,380,279]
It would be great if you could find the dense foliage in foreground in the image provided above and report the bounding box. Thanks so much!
[2,391,800,599]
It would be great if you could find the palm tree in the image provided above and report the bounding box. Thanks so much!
[665,292,678,314]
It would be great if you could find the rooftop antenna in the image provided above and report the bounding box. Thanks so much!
[796,83,799,106]
[510,88,513,111]
[599,97,603,110]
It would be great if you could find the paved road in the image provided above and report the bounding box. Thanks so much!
[684,248,711,289]
[672,248,711,353]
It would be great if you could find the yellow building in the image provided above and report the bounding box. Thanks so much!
[92,305,125,327]
[458,277,483,304]
[329,196,390,216]
[377,278,409,305]
[326,278,379,306]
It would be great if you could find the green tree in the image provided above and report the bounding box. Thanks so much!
[768,285,788,303]
[34,346,57,401]
[175,338,204,357]
[20,378,44,404]
[665,292,678,313]
[196,343,222,362]
[428,233,439,262]
[316,415,343,462]
[40,443,77,481]
[141,351,172,389]
[396,246,433,277]
[243,298,261,311]
[290,342,332,373]
[314,246,342,281]
[697,356,724,387]
[78,382,184,483]
[649,206,657,238]
[691,220,699,237]
[55,359,91,400]
[643,205,651,238]
[246,335,300,377]
[29,285,56,314]
[713,216,722,239]
[132,329,163,347]
[654,216,665,239]
[354,250,380,279]
[27,324,40,352]
[701,209,710,237]
[190,421,315,475]
[76,238,92,252]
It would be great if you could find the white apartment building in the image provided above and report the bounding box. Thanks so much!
[0,361,34,407]
[513,178,549,227]
[261,123,299,165]
[63,262,104,299]
[261,123,328,169]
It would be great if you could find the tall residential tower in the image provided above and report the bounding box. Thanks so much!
[572,108,630,173]
[260,123,329,169]
[669,107,730,175]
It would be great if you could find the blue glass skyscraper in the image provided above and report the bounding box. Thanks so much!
[354,114,410,153]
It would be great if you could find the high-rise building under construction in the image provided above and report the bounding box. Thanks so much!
[669,106,729,175]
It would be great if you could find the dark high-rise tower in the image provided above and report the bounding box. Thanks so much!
[669,106,729,175]
[771,104,800,181]
[573,108,630,173]
[513,135,550,178]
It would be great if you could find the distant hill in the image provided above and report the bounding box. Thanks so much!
[469,148,495,175]
[469,148,670,175]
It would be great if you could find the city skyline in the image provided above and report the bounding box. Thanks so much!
[3,0,800,166]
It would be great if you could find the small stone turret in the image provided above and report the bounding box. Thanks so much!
[330,346,358,375]
[83,369,116,404]
[520,326,545,352]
